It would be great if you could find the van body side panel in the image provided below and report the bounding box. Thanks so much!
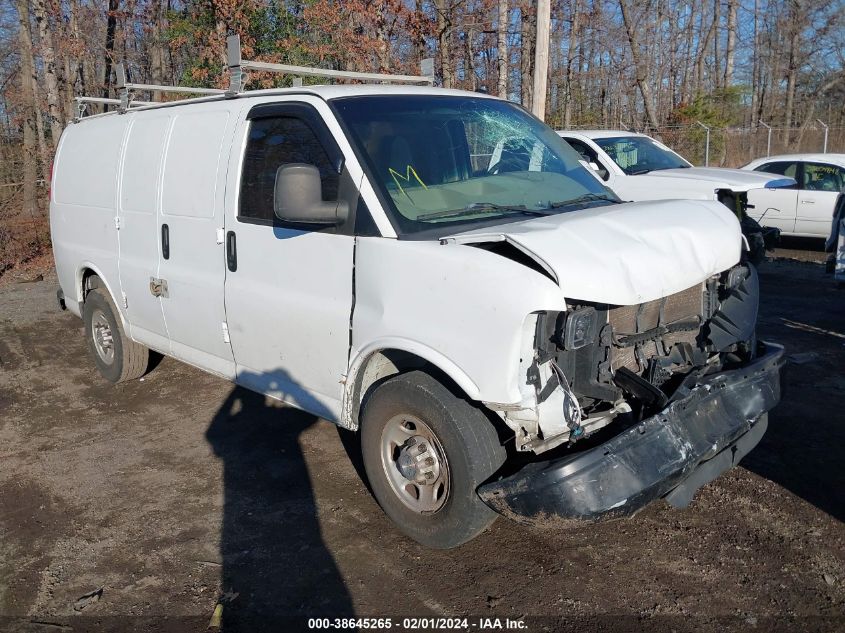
[51,116,130,315]
[157,106,236,378]
[117,114,172,353]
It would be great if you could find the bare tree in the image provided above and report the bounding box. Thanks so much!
[724,0,737,86]
[32,0,64,149]
[435,0,454,88]
[497,0,508,98]
[14,0,38,216]
[102,0,120,100]
[619,0,660,131]
[519,1,535,111]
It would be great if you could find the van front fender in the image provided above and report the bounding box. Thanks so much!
[342,338,481,430]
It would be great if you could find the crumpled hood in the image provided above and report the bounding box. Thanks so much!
[650,167,795,192]
[443,199,742,305]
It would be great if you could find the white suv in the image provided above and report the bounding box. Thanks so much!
[51,86,784,547]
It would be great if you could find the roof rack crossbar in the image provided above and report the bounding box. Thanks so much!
[74,95,150,119]
[113,63,226,112]
[120,82,226,96]
[75,96,151,106]
[225,34,435,92]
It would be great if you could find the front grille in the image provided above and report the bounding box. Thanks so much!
[608,284,704,372]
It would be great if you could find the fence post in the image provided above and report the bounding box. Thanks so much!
[816,119,829,153]
[759,120,772,157]
[696,121,711,166]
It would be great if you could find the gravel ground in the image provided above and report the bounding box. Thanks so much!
[0,253,843,633]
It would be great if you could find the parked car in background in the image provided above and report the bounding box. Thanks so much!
[742,154,845,238]
[557,130,796,263]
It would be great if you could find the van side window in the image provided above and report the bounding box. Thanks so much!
[239,116,339,222]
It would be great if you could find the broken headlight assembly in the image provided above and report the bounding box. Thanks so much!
[561,306,597,350]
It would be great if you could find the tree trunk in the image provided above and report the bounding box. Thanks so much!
[497,0,508,98]
[32,80,50,181]
[102,0,119,100]
[519,1,535,112]
[32,0,65,149]
[149,0,168,101]
[694,0,716,96]
[563,0,580,128]
[14,0,38,216]
[712,0,720,90]
[464,25,478,91]
[750,0,760,126]
[619,0,660,131]
[435,0,454,88]
[783,16,801,133]
[724,0,737,87]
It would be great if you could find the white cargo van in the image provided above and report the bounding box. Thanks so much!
[51,83,784,548]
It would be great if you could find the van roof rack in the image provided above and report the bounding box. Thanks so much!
[74,96,151,120]
[225,34,435,94]
[73,35,435,119]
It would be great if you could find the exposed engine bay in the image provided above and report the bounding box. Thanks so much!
[507,263,760,454]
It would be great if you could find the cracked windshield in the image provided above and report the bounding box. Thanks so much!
[333,95,618,235]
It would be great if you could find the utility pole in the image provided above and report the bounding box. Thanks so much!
[532,0,551,121]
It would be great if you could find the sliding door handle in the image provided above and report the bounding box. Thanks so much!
[161,223,170,259]
[226,231,237,272]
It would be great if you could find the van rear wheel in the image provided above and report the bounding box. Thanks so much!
[83,288,149,383]
[360,370,506,549]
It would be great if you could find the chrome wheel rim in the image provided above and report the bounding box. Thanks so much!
[380,414,450,514]
[91,309,115,364]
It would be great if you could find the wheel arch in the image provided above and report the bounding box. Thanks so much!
[76,264,127,329]
[342,340,481,431]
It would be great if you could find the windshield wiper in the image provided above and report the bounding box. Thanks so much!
[417,202,551,222]
[632,165,689,174]
[547,193,622,210]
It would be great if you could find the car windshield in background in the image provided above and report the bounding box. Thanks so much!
[332,95,618,236]
[593,136,691,175]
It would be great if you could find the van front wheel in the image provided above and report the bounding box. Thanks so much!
[83,288,149,383]
[360,371,506,549]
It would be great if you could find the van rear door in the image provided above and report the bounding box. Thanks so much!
[156,106,236,378]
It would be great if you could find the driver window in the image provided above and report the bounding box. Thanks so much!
[239,116,339,223]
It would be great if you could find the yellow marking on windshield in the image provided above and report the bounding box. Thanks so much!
[389,165,428,201]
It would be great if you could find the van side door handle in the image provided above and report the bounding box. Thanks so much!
[226,231,237,272]
[161,223,170,259]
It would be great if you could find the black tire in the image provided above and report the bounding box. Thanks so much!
[360,370,506,549]
[83,287,149,383]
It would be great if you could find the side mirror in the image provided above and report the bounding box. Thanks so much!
[273,164,349,225]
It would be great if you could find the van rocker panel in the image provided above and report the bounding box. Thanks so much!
[478,342,785,522]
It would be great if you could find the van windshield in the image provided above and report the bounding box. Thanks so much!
[331,95,618,237]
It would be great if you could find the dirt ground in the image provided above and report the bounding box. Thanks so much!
[0,250,843,633]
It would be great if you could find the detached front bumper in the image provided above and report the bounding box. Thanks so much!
[479,342,785,523]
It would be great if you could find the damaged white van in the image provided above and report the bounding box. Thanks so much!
[51,86,784,548]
